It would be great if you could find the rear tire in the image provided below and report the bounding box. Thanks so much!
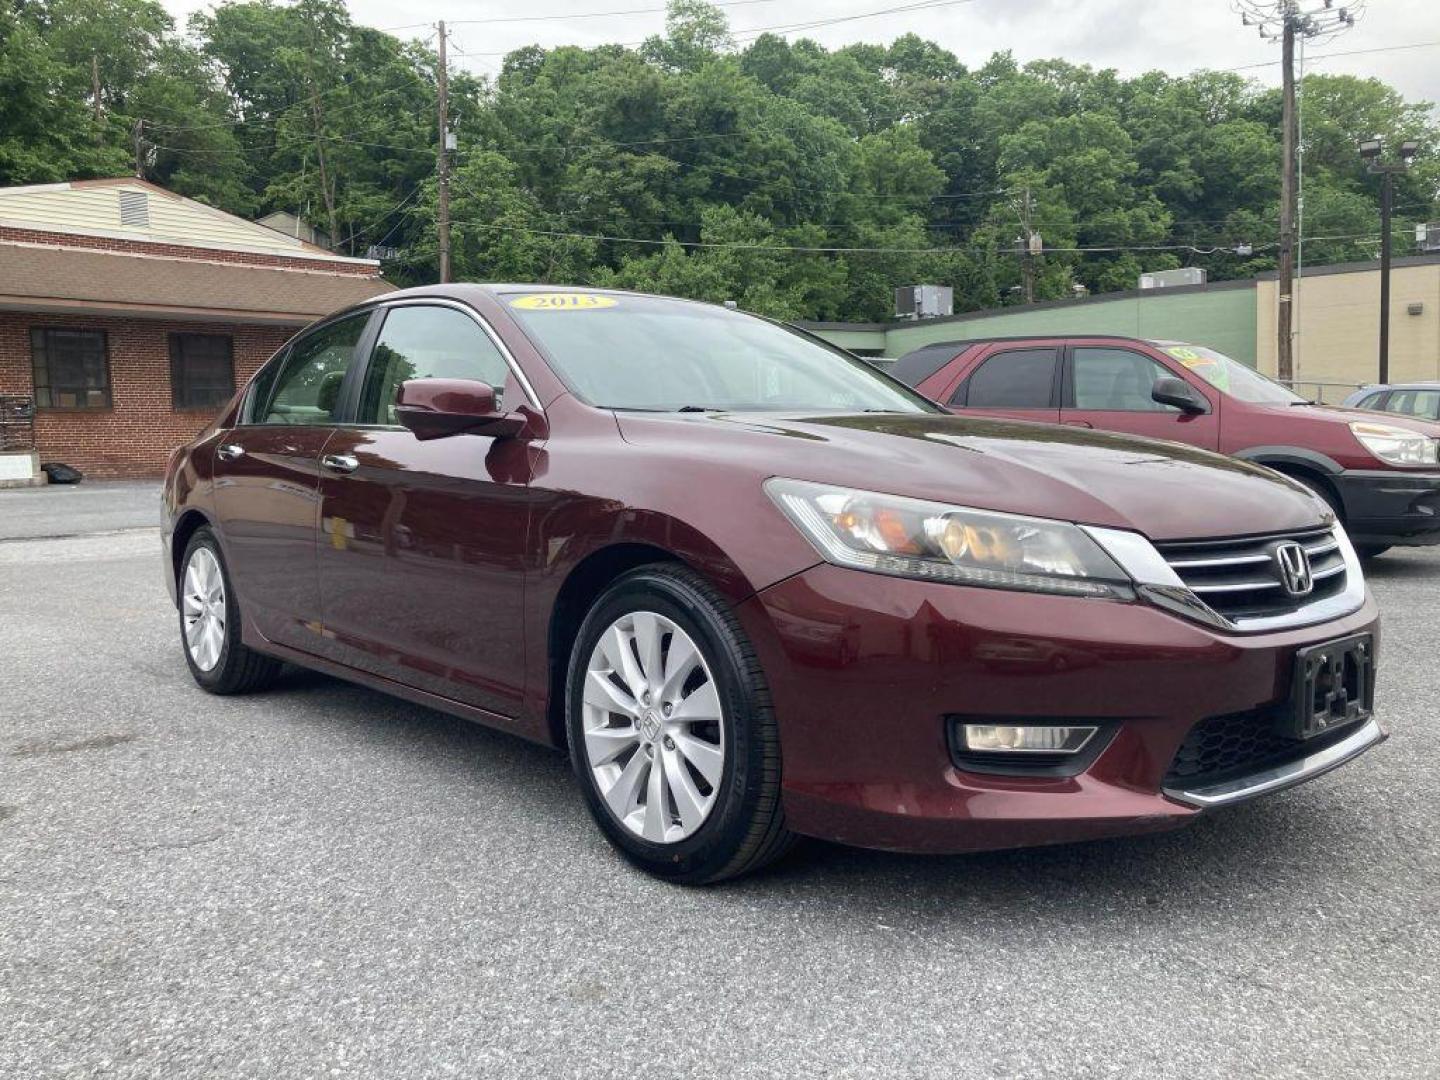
[566,563,794,884]
[178,527,282,695]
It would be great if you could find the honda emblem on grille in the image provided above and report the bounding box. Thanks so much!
[1274,541,1314,597]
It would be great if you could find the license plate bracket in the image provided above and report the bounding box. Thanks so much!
[1287,633,1375,741]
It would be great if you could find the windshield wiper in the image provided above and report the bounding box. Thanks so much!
[675,405,723,412]
[1289,399,1318,406]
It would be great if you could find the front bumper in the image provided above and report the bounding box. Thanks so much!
[735,564,1383,855]
[1333,469,1440,546]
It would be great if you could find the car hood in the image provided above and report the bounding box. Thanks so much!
[616,410,1328,542]
[1261,401,1440,435]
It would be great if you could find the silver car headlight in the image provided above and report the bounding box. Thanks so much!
[1349,421,1438,467]
[764,478,1132,598]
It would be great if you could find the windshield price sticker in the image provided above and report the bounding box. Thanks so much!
[510,293,618,311]
[1166,346,1215,369]
[1165,346,1202,362]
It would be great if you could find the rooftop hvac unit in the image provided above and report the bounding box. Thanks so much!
[1138,267,1207,290]
[1417,223,1440,253]
[895,285,954,320]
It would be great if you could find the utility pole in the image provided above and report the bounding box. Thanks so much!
[1017,186,1039,304]
[91,55,103,131]
[436,20,452,284]
[132,119,145,178]
[308,92,340,250]
[1232,2,1359,383]
[1359,138,1420,384]
[1277,15,1296,382]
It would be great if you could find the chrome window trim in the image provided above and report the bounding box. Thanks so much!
[371,296,545,415]
[1082,523,1367,634]
[1163,717,1385,808]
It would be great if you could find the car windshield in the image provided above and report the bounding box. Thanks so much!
[1156,343,1306,405]
[504,291,936,414]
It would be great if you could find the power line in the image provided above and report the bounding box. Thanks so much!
[146,61,436,134]
[386,0,786,31]
[440,214,1266,257]
[449,0,986,58]
[1225,39,1440,71]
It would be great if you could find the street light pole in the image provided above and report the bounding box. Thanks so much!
[1359,138,1419,385]
[1378,168,1393,383]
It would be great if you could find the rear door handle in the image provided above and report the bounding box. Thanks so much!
[216,443,245,461]
[321,453,359,474]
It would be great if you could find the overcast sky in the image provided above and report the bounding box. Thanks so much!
[162,0,1440,106]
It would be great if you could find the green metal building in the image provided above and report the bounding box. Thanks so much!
[802,279,1259,366]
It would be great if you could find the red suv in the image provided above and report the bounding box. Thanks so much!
[163,292,1384,882]
[892,335,1440,556]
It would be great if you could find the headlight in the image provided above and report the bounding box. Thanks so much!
[1350,421,1438,466]
[764,478,1132,598]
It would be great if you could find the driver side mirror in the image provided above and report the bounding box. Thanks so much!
[394,378,526,440]
[1152,376,1210,415]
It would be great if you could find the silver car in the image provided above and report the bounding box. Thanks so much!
[1343,382,1440,421]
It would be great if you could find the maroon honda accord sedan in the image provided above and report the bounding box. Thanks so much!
[162,285,1385,882]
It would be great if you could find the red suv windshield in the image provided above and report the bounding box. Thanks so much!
[1157,343,1305,405]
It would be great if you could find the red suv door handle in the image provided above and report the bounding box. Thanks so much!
[1062,420,1093,428]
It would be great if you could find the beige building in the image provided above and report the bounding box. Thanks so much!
[1256,255,1440,396]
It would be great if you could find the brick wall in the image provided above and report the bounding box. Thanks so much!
[0,313,294,478]
[0,225,380,277]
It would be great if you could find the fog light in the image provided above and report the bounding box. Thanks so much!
[962,724,1097,754]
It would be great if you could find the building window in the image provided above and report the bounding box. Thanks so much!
[170,333,235,410]
[30,328,112,409]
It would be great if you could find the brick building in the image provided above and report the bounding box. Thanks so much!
[0,178,392,479]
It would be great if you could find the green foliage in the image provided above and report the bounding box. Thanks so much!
[3,0,1437,319]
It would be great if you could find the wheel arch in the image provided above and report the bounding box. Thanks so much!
[170,508,216,601]
[1236,447,1345,519]
[544,542,688,748]
[1232,445,1343,475]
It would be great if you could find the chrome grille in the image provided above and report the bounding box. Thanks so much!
[1154,526,1347,621]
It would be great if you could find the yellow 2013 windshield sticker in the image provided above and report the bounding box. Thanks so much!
[509,293,617,311]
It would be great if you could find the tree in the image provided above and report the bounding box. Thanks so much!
[2,0,1435,319]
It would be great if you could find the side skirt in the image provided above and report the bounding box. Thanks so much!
[242,621,558,749]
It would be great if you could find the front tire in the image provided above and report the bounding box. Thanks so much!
[178,527,282,695]
[566,563,794,883]
[1284,474,1389,560]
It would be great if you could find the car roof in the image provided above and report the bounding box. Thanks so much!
[888,334,1160,387]
[1359,382,1440,391]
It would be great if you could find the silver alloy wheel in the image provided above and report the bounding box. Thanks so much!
[582,611,726,844]
[182,547,227,672]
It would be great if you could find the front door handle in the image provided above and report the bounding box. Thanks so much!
[216,443,245,461]
[321,453,359,474]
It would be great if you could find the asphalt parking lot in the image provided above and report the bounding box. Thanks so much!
[2,481,1438,1079]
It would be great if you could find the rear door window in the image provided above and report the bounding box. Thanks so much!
[252,313,370,425]
[955,349,1058,408]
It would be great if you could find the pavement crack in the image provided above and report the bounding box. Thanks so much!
[115,831,224,855]
[11,733,139,757]
[11,733,138,757]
